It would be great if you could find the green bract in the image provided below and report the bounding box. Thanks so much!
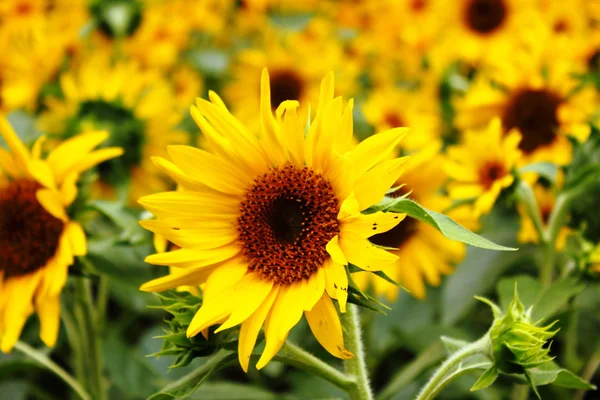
[481,287,558,375]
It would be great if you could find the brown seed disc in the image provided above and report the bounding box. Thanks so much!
[237,164,340,285]
[0,179,64,278]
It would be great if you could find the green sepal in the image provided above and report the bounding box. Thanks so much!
[470,367,499,391]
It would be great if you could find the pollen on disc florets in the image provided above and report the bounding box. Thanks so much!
[237,164,340,285]
[0,179,64,278]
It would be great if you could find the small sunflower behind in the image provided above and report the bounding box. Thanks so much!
[139,70,410,372]
[224,21,358,129]
[446,119,521,217]
[39,52,188,203]
[354,143,467,301]
[362,79,442,151]
[0,117,122,353]
[430,0,537,66]
[454,48,595,166]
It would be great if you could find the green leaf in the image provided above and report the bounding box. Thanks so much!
[370,198,517,251]
[470,367,499,391]
[518,162,559,182]
[348,263,399,286]
[149,350,237,400]
[527,361,596,390]
[497,275,585,320]
[87,200,145,243]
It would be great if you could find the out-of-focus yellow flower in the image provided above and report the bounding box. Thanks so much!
[430,0,536,67]
[39,52,187,202]
[454,48,595,166]
[362,79,442,151]
[446,119,521,216]
[354,143,467,301]
[225,22,358,129]
[0,117,122,353]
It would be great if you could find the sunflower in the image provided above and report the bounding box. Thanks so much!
[446,119,521,216]
[0,117,122,353]
[139,70,410,371]
[0,18,74,114]
[353,143,467,301]
[454,48,595,166]
[361,80,442,151]
[224,22,358,129]
[430,0,535,66]
[40,52,187,202]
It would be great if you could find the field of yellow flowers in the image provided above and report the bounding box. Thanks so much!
[1,1,600,399]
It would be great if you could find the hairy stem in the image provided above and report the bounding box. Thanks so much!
[341,304,374,400]
[415,336,491,400]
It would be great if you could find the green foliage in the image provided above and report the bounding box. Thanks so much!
[368,197,517,251]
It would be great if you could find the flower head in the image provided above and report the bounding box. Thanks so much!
[139,69,409,371]
[0,117,122,352]
[446,118,521,216]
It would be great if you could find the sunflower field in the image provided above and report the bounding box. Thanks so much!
[2,1,600,399]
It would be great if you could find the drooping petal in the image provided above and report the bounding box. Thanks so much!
[35,294,61,348]
[305,294,353,360]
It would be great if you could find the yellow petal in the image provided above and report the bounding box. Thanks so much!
[203,258,249,301]
[186,281,241,337]
[323,259,348,312]
[266,282,306,341]
[65,222,86,256]
[167,145,249,195]
[326,235,347,266]
[350,128,408,177]
[303,267,326,311]
[0,147,20,177]
[339,233,398,271]
[353,157,410,211]
[340,211,405,239]
[238,286,279,372]
[47,130,109,183]
[144,245,241,268]
[36,188,67,221]
[70,147,124,178]
[215,274,274,332]
[28,159,56,190]
[36,294,60,348]
[305,294,353,359]
[140,265,218,292]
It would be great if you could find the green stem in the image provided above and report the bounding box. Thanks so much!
[340,304,374,400]
[14,341,91,400]
[540,191,570,287]
[75,278,105,400]
[277,342,353,391]
[61,305,86,387]
[415,336,491,400]
[96,277,109,334]
[516,181,546,243]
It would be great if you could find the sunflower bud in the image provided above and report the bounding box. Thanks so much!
[479,287,558,375]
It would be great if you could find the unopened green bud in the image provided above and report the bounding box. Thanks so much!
[477,286,558,375]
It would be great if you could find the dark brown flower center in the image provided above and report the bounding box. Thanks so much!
[0,179,64,278]
[479,161,506,189]
[269,70,304,111]
[464,0,507,35]
[502,89,562,153]
[384,112,405,128]
[370,217,419,249]
[411,0,427,12]
[237,164,340,285]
